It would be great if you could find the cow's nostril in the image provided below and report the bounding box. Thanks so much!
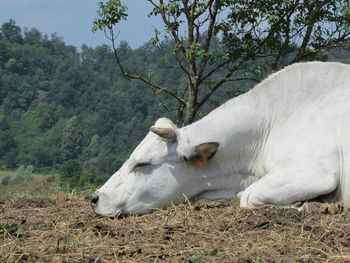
[91,194,99,205]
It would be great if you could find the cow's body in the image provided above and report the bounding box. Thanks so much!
[92,62,350,217]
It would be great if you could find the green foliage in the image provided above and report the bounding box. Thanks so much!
[16,165,34,181]
[1,175,11,186]
[1,19,22,44]
[60,160,82,187]
[94,0,350,125]
[0,118,17,167]
[221,0,350,64]
[9,165,35,184]
[93,0,128,32]
[60,116,82,161]
[60,160,81,178]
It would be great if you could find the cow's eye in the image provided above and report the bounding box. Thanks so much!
[134,162,151,170]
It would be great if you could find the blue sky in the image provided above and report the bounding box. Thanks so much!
[0,0,162,48]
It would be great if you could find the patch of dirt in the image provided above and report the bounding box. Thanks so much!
[14,197,55,208]
[0,197,349,262]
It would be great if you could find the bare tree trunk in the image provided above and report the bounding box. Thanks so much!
[183,83,198,125]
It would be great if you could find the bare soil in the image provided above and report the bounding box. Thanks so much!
[0,195,349,262]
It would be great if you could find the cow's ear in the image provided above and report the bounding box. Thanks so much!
[150,118,177,142]
[186,142,219,167]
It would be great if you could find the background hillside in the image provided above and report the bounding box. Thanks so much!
[0,19,349,189]
[0,20,179,188]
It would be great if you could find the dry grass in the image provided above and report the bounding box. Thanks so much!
[0,194,349,262]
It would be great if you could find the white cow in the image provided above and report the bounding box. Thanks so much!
[91,62,350,217]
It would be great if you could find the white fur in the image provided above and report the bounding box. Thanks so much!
[92,62,350,216]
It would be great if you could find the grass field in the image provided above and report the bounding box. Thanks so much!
[0,169,60,197]
[0,192,349,262]
[0,170,16,181]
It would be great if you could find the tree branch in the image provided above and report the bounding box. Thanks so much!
[109,28,187,107]
[197,59,248,110]
[151,0,188,57]
[197,0,218,82]
[292,3,321,63]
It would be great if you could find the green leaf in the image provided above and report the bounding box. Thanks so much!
[92,0,128,32]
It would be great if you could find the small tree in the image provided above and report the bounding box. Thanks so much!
[1,175,11,186]
[94,0,350,125]
[1,19,23,44]
[13,165,34,183]
[60,159,82,187]
[60,116,82,161]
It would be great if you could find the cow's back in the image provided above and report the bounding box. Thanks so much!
[254,62,350,120]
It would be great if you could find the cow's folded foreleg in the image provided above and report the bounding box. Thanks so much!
[239,160,338,208]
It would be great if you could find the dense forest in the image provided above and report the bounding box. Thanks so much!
[0,19,349,187]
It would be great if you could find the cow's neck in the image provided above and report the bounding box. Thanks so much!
[182,91,270,198]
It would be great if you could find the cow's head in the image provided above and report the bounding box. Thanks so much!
[91,118,219,217]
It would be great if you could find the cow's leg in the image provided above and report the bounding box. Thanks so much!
[240,160,339,208]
